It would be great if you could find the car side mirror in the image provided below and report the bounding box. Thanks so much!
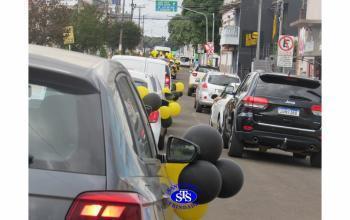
[211,94,218,100]
[166,136,199,163]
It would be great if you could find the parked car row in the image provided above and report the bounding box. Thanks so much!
[209,71,322,167]
[29,45,243,219]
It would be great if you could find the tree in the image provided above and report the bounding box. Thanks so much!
[29,0,73,46]
[71,4,105,53]
[168,0,223,50]
[122,21,142,51]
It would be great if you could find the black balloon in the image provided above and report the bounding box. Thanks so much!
[178,160,222,204]
[183,125,223,163]
[161,117,172,128]
[143,93,162,111]
[215,159,244,198]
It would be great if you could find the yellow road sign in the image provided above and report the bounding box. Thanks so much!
[63,26,74,45]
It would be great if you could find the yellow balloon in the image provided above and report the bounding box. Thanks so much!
[169,102,181,117]
[159,106,171,119]
[137,86,149,99]
[174,203,209,220]
[162,87,171,94]
[175,82,185,92]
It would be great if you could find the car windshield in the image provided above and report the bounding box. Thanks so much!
[208,75,240,86]
[29,82,105,175]
[255,77,321,103]
[180,57,189,62]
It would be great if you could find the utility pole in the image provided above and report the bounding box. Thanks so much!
[212,13,215,49]
[279,0,284,36]
[130,0,136,21]
[142,15,145,55]
[278,0,284,73]
[135,5,145,27]
[255,0,262,60]
[118,0,126,54]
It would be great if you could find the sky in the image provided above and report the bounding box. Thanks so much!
[123,0,183,38]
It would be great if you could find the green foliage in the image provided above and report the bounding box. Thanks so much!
[29,1,142,54]
[71,4,105,53]
[144,36,167,49]
[29,0,73,46]
[168,0,223,50]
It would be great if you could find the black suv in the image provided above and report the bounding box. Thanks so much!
[223,72,321,167]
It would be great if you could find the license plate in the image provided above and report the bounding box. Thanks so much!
[278,107,300,117]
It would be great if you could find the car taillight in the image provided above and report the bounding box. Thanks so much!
[66,192,144,220]
[311,105,321,116]
[165,75,170,88]
[202,82,208,89]
[243,96,269,109]
[148,111,159,123]
[243,125,253,132]
[192,71,198,77]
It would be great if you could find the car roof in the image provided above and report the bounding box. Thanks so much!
[29,45,128,91]
[112,55,167,65]
[129,70,148,81]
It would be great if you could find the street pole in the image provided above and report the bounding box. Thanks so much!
[142,15,145,55]
[118,0,126,54]
[212,13,215,48]
[255,0,262,61]
[279,0,284,36]
[178,6,208,43]
[131,0,136,21]
[278,0,284,72]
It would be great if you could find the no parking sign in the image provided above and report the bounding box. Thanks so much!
[277,35,294,68]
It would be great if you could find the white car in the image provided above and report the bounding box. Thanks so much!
[111,55,172,90]
[194,72,240,113]
[129,70,166,149]
[209,82,239,147]
[179,56,191,67]
[188,65,220,96]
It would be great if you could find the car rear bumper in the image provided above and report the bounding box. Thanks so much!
[236,130,321,153]
[198,99,214,106]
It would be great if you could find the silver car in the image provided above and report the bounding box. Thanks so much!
[194,72,241,113]
[29,45,202,220]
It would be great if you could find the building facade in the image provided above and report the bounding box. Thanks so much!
[290,0,321,79]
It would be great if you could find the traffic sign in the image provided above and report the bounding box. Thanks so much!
[63,26,74,45]
[155,0,177,12]
[277,35,294,68]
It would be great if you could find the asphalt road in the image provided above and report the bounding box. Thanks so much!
[167,68,321,220]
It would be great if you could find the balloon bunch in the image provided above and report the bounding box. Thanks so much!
[179,125,244,204]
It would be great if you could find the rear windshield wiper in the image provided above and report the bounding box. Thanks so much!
[306,90,321,98]
[288,95,312,102]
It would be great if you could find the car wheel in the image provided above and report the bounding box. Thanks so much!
[310,151,321,167]
[228,125,244,157]
[187,88,192,96]
[195,100,203,112]
[293,152,307,159]
[218,117,229,149]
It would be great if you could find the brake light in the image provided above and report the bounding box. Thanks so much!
[243,96,269,109]
[192,71,198,77]
[243,125,253,132]
[148,111,159,123]
[202,82,208,89]
[165,75,170,88]
[66,192,143,220]
[311,105,321,116]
